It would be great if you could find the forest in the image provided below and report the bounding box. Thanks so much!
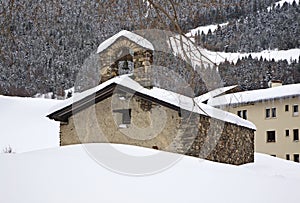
[0,0,299,97]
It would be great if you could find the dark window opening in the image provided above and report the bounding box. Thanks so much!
[271,154,276,157]
[237,110,242,117]
[266,108,271,118]
[294,154,299,163]
[293,105,299,116]
[285,129,290,136]
[285,105,289,112]
[237,110,247,119]
[286,154,290,160]
[272,108,276,117]
[267,131,276,142]
[243,110,247,120]
[266,108,276,118]
[293,129,299,141]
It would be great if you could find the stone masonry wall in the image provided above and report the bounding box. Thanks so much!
[60,95,254,165]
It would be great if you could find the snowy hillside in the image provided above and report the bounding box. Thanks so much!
[0,144,300,203]
[185,22,300,65]
[0,95,60,153]
[268,0,299,11]
[200,48,300,65]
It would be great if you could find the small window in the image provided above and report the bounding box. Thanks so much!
[266,108,276,118]
[271,108,276,117]
[293,129,299,141]
[266,108,271,118]
[271,154,276,157]
[122,109,132,124]
[294,154,299,163]
[293,105,299,116]
[285,105,289,112]
[285,129,290,137]
[242,110,247,120]
[237,110,247,119]
[113,109,132,126]
[286,154,290,160]
[267,131,276,142]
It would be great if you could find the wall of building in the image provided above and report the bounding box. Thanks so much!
[60,94,254,165]
[223,96,300,161]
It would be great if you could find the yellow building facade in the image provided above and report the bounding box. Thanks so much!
[208,84,300,162]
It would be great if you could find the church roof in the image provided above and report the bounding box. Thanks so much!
[47,75,256,130]
[97,30,154,54]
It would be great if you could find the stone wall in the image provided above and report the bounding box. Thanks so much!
[60,94,254,165]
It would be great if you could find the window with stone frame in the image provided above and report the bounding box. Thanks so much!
[266,108,271,118]
[285,129,290,137]
[113,109,132,127]
[237,110,247,120]
[266,130,276,142]
[266,107,276,118]
[293,105,299,116]
[285,105,289,112]
[293,129,299,141]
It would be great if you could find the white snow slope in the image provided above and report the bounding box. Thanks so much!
[0,95,60,153]
[0,144,300,203]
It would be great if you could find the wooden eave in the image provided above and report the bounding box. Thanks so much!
[47,83,181,122]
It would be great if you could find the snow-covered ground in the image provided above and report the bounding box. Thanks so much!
[0,144,299,203]
[0,95,60,153]
[0,93,299,203]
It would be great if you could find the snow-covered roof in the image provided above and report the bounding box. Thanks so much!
[195,85,237,103]
[48,75,255,130]
[208,84,300,107]
[97,30,154,54]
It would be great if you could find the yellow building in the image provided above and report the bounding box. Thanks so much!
[208,83,300,162]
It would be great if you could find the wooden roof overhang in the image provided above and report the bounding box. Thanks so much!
[47,83,180,122]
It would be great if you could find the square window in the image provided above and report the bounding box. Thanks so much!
[113,109,132,126]
[237,110,242,118]
[293,129,299,141]
[285,105,289,112]
[267,131,276,142]
[266,108,271,118]
[271,108,276,117]
[294,154,299,163]
[285,129,290,136]
[286,154,290,160]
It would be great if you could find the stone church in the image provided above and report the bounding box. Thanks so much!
[47,30,256,165]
